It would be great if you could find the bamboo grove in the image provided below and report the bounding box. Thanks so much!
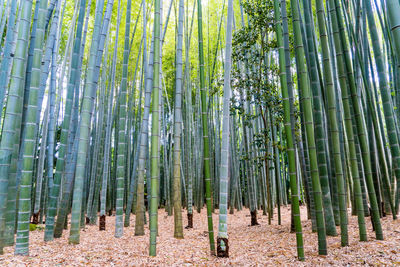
[0,0,399,261]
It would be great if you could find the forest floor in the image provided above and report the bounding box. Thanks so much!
[1,205,400,266]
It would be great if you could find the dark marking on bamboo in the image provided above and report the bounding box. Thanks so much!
[381,202,386,217]
[185,213,193,229]
[31,211,40,225]
[250,210,259,226]
[370,207,375,232]
[291,211,295,233]
[99,215,106,231]
[216,237,229,257]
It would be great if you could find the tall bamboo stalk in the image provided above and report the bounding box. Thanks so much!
[15,0,48,255]
[216,0,233,258]
[149,0,162,256]
[69,0,113,244]
[115,0,130,238]
[173,0,185,240]
[274,0,304,260]
[290,0,327,255]
[197,0,216,255]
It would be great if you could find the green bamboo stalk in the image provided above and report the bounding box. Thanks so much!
[332,0,383,239]
[327,0,367,241]
[45,0,87,241]
[197,0,216,255]
[183,1,195,224]
[135,4,153,236]
[124,32,145,226]
[99,60,116,230]
[301,0,337,236]
[15,0,48,255]
[216,0,233,258]
[69,0,113,244]
[33,106,49,222]
[365,0,400,215]
[115,0,130,238]
[274,0,304,260]
[386,0,400,64]
[173,0,185,240]
[149,0,161,256]
[0,0,18,121]
[290,0,327,255]
[314,0,348,246]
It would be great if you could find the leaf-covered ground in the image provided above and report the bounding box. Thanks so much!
[1,206,400,266]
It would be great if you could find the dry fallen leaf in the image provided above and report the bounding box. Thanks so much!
[0,207,400,266]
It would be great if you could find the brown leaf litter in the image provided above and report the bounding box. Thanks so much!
[1,206,400,266]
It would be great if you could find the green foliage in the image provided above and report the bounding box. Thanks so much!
[231,0,283,159]
[29,224,44,231]
[29,224,36,231]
